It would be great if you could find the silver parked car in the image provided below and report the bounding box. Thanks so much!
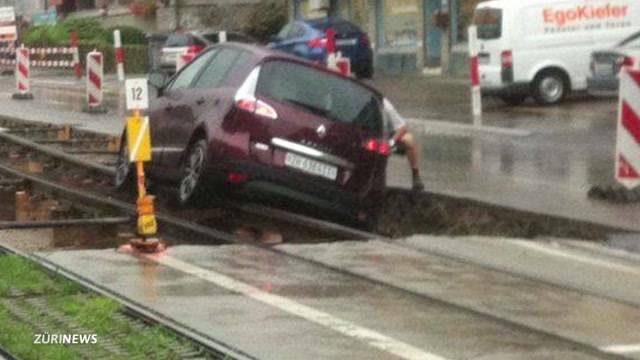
[587,31,640,97]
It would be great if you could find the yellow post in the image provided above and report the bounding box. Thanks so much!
[128,109,158,245]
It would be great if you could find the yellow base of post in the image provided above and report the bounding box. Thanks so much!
[136,195,157,237]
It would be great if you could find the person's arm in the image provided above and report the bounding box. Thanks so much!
[383,98,408,143]
[393,124,408,143]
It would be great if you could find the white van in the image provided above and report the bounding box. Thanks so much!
[473,0,640,105]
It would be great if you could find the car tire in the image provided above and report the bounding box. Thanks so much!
[532,70,568,105]
[174,138,208,206]
[114,132,135,192]
[499,94,527,106]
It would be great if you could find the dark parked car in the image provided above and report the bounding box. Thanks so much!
[160,30,254,72]
[587,31,640,97]
[269,17,374,79]
[116,43,390,223]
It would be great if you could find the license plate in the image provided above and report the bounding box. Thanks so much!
[336,38,357,46]
[594,63,614,76]
[284,152,338,181]
[479,55,490,65]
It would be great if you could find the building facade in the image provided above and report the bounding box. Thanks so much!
[290,0,461,74]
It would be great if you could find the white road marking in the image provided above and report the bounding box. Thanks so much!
[510,240,640,275]
[147,254,448,360]
[601,343,640,354]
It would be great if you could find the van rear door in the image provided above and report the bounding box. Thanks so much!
[473,5,507,88]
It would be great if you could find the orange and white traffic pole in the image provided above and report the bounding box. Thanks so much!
[12,44,33,100]
[468,25,482,126]
[84,50,107,113]
[114,29,125,81]
[614,55,640,189]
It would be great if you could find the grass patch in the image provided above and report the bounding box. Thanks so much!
[0,307,77,360]
[0,255,210,360]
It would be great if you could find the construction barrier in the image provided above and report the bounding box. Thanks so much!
[325,28,352,77]
[468,25,482,125]
[12,45,33,100]
[0,45,78,68]
[84,50,107,114]
[615,57,640,189]
[114,29,125,81]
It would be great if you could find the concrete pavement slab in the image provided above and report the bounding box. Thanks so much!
[277,239,640,358]
[401,235,640,309]
[36,245,614,360]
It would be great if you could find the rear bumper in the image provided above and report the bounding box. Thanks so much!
[587,76,619,97]
[206,160,383,217]
[481,82,530,97]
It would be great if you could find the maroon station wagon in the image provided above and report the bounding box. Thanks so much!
[115,43,390,223]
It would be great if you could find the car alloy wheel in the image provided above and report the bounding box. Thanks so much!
[178,140,207,204]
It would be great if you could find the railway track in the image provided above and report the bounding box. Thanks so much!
[0,116,638,359]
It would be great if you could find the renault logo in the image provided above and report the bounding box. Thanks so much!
[316,125,327,138]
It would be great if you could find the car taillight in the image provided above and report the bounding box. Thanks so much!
[188,45,204,54]
[363,139,391,156]
[308,37,327,49]
[501,50,513,69]
[501,50,514,83]
[228,172,248,184]
[622,56,634,68]
[236,97,278,120]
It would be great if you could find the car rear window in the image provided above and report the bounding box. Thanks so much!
[165,34,192,47]
[309,20,360,34]
[473,8,502,40]
[257,61,382,132]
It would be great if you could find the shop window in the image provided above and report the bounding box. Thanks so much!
[382,0,418,47]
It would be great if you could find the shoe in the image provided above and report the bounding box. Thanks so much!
[412,175,424,191]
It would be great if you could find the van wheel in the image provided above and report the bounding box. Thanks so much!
[532,70,568,105]
[174,139,208,206]
[499,94,527,106]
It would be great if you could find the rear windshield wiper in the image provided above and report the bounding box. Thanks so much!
[282,98,330,117]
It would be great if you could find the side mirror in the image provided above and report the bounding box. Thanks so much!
[148,71,168,93]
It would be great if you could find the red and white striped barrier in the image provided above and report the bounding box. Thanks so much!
[0,46,77,68]
[615,57,640,189]
[468,25,482,125]
[114,29,125,81]
[12,45,33,100]
[84,50,107,113]
[325,27,352,77]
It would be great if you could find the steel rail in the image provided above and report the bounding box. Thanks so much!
[0,217,132,230]
[0,119,632,359]
[0,162,629,360]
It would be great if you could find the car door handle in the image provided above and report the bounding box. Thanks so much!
[196,98,206,106]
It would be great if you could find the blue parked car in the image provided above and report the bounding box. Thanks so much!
[269,17,374,79]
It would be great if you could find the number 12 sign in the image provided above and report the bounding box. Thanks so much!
[125,78,149,110]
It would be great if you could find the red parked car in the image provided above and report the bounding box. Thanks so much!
[116,43,390,223]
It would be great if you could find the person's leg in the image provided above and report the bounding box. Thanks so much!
[398,132,424,191]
